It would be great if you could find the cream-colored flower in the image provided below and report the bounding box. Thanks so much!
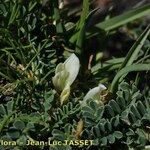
[81,84,107,107]
[60,84,70,105]
[52,53,80,105]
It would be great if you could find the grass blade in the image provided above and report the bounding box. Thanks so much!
[120,25,150,69]
[76,0,89,30]
[8,3,20,25]
[96,4,150,31]
[110,64,150,93]
[53,0,63,34]
[70,0,89,47]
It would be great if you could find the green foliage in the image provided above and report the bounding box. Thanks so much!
[0,0,150,150]
[53,102,80,127]
[95,4,150,32]
[81,82,150,149]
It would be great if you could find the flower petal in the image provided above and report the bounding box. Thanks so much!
[52,53,80,105]
[83,86,100,101]
[64,53,80,86]
[52,70,69,91]
[98,83,107,91]
[55,63,64,74]
[60,84,70,105]
[82,83,107,107]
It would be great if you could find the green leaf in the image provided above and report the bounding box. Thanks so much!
[111,64,150,93]
[44,91,54,112]
[119,82,131,91]
[28,1,37,12]
[137,137,147,146]
[137,101,146,115]
[116,97,126,109]
[6,127,20,139]
[82,101,104,127]
[82,106,95,114]
[109,100,121,114]
[85,118,97,127]
[110,116,120,128]
[96,107,104,119]
[0,104,6,115]
[108,134,115,144]
[70,0,89,44]
[131,105,141,119]
[113,131,123,139]
[83,111,95,119]
[8,3,20,25]
[128,112,137,123]
[92,126,101,137]
[124,90,131,101]
[101,137,107,146]
[126,129,135,136]
[105,105,115,117]
[53,1,63,33]
[7,100,14,114]
[13,120,25,130]
[76,0,89,29]
[16,135,27,146]
[75,0,90,54]
[95,4,150,31]
[99,123,105,133]
[26,122,35,131]
[120,26,150,70]
[106,122,112,132]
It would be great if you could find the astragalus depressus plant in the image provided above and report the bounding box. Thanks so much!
[0,0,150,150]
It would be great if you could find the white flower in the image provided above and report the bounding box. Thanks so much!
[52,53,80,105]
[81,84,107,107]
